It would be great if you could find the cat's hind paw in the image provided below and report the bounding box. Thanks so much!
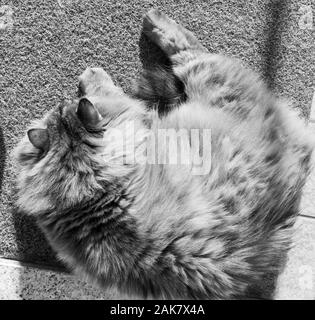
[143,9,205,57]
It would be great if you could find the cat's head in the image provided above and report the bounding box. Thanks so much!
[13,91,147,216]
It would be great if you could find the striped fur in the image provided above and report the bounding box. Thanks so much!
[133,66,186,115]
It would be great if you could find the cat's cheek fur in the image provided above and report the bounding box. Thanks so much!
[14,168,53,215]
[16,192,53,216]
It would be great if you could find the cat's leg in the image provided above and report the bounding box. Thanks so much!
[142,9,218,103]
[139,9,213,108]
[142,9,263,110]
[143,9,207,65]
[78,67,123,97]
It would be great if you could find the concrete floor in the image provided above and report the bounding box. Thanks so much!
[0,0,314,299]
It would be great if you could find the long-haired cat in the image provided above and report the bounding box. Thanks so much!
[14,9,314,299]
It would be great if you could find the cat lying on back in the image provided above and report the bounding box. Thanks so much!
[14,9,314,299]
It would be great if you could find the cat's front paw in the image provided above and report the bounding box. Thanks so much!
[78,67,121,97]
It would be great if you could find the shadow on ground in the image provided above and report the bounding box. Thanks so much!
[12,209,65,269]
[262,0,289,89]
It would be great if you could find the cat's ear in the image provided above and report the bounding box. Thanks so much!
[77,98,103,129]
[27,128,49,151]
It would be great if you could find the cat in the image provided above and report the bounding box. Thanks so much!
[13,9,314,299]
